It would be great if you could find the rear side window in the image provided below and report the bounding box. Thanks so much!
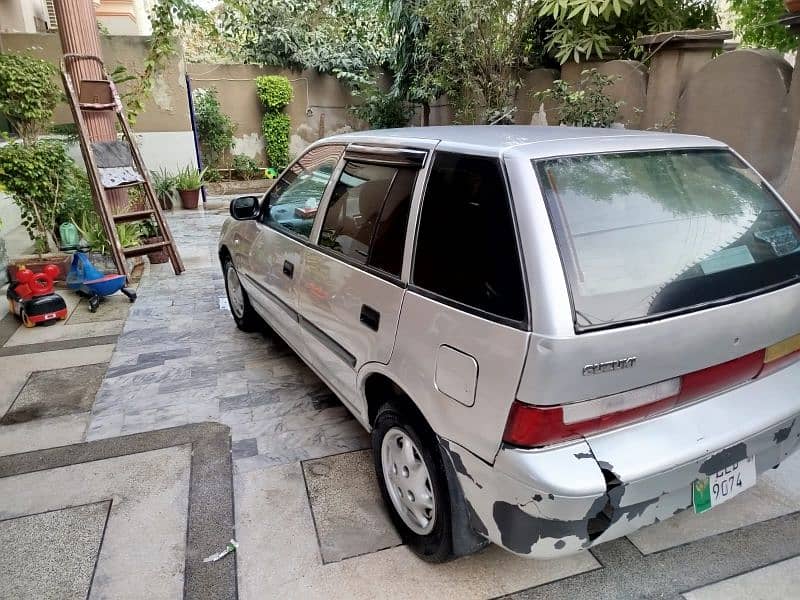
[320,161,415,277]
[413,152,527,323]
[537,149,800,331]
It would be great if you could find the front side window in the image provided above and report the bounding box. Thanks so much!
[412,152,527,323]
[537,149,800,330]
[320,161,415,277]
[263,145,344,239]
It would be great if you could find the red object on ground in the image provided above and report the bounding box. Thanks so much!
[6,263,68,327]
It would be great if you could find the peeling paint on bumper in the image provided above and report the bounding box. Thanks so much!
[441,411,800,559]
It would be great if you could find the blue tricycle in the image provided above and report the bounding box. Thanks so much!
[67,252,137,312]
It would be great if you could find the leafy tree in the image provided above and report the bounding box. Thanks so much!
[728,0,797,53]
[217,0,392,88]
[192,87,236,168]
[0,52,61,144]
[383,0,438,123]
[538,0,718,63]
[418,0,543,123]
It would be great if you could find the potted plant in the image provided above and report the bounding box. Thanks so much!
[139,218,169,264]
[151,167,176,210]
[174,165,207,210]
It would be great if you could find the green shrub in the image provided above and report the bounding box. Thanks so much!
[352,88,413,129]
[193,87,236,168]
[57,166,94,227]
[534,69,622,128]
[0,52,61,144]
[262,112,290,170]
[255,75,294,111]
[232,154,260,180]
[0,140,75,253]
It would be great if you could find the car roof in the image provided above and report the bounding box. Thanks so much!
[322,125,727,158]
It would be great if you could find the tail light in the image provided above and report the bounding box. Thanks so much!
[503,334,800,448]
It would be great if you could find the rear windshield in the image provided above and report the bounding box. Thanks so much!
[536,149,800,331]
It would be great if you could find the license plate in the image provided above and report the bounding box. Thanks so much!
[693,457,756,514]
[44,313,56,320]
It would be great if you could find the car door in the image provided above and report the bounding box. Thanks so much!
[390,151,532,462]
[243,144,345,343]
[296,147,426,414]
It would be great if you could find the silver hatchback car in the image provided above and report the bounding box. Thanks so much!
[218,126,800,562]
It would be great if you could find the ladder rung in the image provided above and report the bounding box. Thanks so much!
[113,209,155,223]
[123,240,171,257]
[79,102,117,111]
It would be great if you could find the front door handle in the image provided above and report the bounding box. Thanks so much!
[282,260,294,279]
[360,304,380,331]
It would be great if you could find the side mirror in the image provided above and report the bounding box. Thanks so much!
[230,196,260,220]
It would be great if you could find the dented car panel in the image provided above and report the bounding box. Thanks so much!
[441,438,607,557]
[441,362,800,558]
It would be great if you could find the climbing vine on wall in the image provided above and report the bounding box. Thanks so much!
[116,0,211,125]
[255,76,293,170]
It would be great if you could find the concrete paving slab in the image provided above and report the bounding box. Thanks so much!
[235,462,600,600]
[0,413,90,457]
[683,555,800,599]
[303,450,402,563]
[0,344,115,416]
[506,512,800,600]
[0,312,18,346]
[0,445,191,600]
[68,295,135,324]
[0,501,110,600]
[1,363,107,424]
[628,452,800,554]
[4,319,124,347]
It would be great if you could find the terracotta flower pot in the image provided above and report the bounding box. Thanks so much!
[143,236,169,264]
[7,254,71,282]
[179,188,200,210]
[786,0,800,13]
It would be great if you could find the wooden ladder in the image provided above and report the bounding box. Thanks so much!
[60,53,184,279]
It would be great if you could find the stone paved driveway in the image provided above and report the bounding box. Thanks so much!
[85,199,800,599]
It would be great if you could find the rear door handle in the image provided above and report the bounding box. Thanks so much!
[360,304,380,331]
[282,260,294,278]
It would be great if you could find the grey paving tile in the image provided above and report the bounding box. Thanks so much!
[0,501,110,599]
[232,438,258,459]
[1,363,107,425]
[303,450,401,563]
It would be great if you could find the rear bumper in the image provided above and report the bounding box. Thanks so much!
[441,361,800,558]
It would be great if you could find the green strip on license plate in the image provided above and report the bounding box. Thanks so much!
[693,478,712,514]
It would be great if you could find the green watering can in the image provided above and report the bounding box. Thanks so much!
[59,222,80,250]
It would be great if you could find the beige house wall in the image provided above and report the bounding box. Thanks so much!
[0,33,196,172]
[0,32,191,132]
[187,63,362,165]
[0,0,48,33]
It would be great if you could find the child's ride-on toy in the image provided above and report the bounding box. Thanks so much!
[6,264,68,328]
[66,252,136,313]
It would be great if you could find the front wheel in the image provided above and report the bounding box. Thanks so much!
[372,406,453,562]
[222,256,260,332]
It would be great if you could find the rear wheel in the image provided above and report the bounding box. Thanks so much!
[222,256,260,332]
[372,405,453,562]
[20,309,35,328]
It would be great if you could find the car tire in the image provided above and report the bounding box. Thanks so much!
[222,256,260,332]
[372,404,453,563]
